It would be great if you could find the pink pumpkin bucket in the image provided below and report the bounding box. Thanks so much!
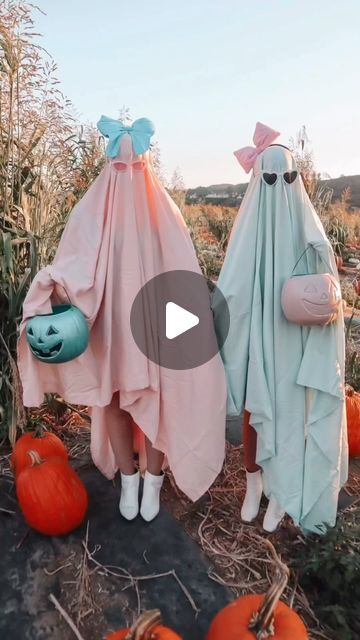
[281,273,342,326]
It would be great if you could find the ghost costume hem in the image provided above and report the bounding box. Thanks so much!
[213,144,348,533]
[18,128,227,503]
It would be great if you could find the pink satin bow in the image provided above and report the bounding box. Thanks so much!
[234,122,280,173]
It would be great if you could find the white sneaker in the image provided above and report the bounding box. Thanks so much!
[119,471,140,520]
[263,494,285,532]
[241,469,263,522]
[140,470,164,522]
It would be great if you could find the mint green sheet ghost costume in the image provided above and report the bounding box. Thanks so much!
[213,145,348,533]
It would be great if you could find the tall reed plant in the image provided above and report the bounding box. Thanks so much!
[0,2,104,442]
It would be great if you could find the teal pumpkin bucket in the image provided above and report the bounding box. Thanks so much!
[26,304,89,364]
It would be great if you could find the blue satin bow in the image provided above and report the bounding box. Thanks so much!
[97,115,155,158]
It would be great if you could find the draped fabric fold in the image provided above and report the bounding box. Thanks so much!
[213,145,348,532]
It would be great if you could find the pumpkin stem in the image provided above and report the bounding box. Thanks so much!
[34,423,46,438]
[248,540,290,639]
[124,610,162,640]
[27,450,45,467]
[28,414,46,438]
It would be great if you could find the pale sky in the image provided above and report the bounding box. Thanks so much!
[36,1,360,187]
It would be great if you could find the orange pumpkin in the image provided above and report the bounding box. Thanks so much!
[354,278,360,297]
[106,610,182,640]
[133,423,143,455]
[16,451,88,535]
[206,541,308,640]
[346,386,360,457]
[335,255,344,272]
[12,430,68,477]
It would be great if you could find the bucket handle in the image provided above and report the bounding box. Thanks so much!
[291,245,334,276]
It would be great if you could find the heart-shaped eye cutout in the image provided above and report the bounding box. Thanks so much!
[284,170,298,184]
[132,161,146,171]
[263,173,277,185]
[112,161,127,172]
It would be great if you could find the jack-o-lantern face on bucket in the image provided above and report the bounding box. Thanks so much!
[281,274,341,326]
[26,305,89,364]
[301,277,341,317]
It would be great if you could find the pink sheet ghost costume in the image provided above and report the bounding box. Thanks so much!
[18,116,227,521]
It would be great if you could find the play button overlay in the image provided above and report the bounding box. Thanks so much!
[166,302,199,339]
[130,270,230,370]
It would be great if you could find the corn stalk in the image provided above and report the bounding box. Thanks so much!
[0,1,104,442]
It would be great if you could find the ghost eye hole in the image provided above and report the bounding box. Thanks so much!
[112,161,127,172]
[27,327,34,336]
[263,172,278,185]
[46,325,59,336]
[132,161,146,171]
[284,170,298,184]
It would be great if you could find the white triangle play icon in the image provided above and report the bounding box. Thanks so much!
[166,302,199,340]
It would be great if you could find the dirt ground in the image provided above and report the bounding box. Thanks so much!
[0,435,231,640]
[162,444,359,640]
[1,419,359,640]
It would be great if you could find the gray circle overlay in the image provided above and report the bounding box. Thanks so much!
[130,270,230,370]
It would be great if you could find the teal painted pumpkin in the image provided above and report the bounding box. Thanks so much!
[26,304,89,364]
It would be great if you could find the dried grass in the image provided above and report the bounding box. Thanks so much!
[2,416,359,640]
[163,443,360,640]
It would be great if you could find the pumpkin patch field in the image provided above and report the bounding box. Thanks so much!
[1,2,360,639]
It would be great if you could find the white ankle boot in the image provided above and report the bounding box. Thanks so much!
[140,470,164,522]
[241,469,263,522]
[263,494,285,532]
[119,471,140,520]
